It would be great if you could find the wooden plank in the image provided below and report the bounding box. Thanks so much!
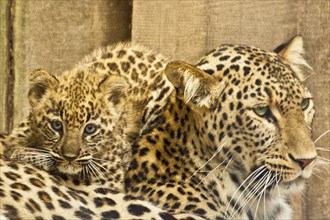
[132,0,209,62]
[297,1,330,219]
[206,1,298,51]
[0,0,11,133]
[12,0,131,126]
[132,0,329,219]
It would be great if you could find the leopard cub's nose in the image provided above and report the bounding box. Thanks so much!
[62,153,79,162]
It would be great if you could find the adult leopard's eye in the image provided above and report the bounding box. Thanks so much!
[301,98,310,111]
[51,120,63,131]
[253,106,270,118]
[84,124,97,135]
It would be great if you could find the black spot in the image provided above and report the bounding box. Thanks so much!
[121,61,130,72]
[130,159,138,169]
[219,55,230,61]
[208,133,215,142]
[4,171,20,181]
[234,146,242,153]
[243,66,251,76]
[230,65,240,72]
[230,173,240,185]
[236,116,243,126]
[75,207,94,220]
[102,52,113,59]
[58,199,72,209]
[156,150,162,160]
[184,204,197,211]
[204,69,214,75]
[159,212,176,220]
[247,209,254,220]
[101,210,120,219]
[38,191,54,210]
[207,202,217,211]
[139,147,150,156]
[52,215,65,220]
[117,50,126,58]
[223,69,230,76]
[11,182,30,191]
[193,208,207,215]
[127,204,150,216]
[157,190,165,197]
[171,202,181,209]
[229,102,234,111]
[255,79,261,85]
[146,136,157,144]
[236,91,242,99]
[107,62,118,71]
[216,64,224,71]
[166,193,179,201]
[231,56,241,62]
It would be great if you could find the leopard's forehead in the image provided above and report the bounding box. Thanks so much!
[197,45,311,110]
[48,70,111,128]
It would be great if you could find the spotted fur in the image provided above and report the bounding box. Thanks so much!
[0,44,200,220]
[1,43,172,190]
[0,157,202,220]
[125,36,319,219]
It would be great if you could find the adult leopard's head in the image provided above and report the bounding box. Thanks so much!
[165,36,317,194]
[12,67,132,185]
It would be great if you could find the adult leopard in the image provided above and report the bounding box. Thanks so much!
[125,36,320,219]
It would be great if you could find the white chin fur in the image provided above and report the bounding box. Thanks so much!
[57,164,82,175]
[275,179,306,195]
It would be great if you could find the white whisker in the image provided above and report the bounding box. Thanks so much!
[235,172,269,215]
[317,156,330,163]
[225,166,266,216]
[314,130,330,144]
[186,140,227,182]
[91,160,119,181]
[195,157,231,188]
[87,163,102,183]
[316,147,330,152]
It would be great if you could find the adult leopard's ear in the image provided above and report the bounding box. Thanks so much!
[165,61,225,109]
[28,69,59,107]
[98,75,129,107]
[274,35,313,81]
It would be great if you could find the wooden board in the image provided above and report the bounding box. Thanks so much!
[132,0,209,62]
[297,1,330,219]
[0,0,328,218]
[8,0,131,127]
[0,0,11,133]
[132,0,330,219]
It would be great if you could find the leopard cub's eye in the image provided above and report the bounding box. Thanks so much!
[301,98,310,111]
[84,124,97,135]
[253,106,270,118]
[51,120,63,131]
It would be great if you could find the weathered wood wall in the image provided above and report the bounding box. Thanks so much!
[0,0,329,219]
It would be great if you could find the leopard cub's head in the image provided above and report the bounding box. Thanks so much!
[12,67,132,183]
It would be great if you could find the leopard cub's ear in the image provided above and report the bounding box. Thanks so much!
[274,35,313,81]
[28,69,59,107]
[165,61,226,109]
[98,75,130,107]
